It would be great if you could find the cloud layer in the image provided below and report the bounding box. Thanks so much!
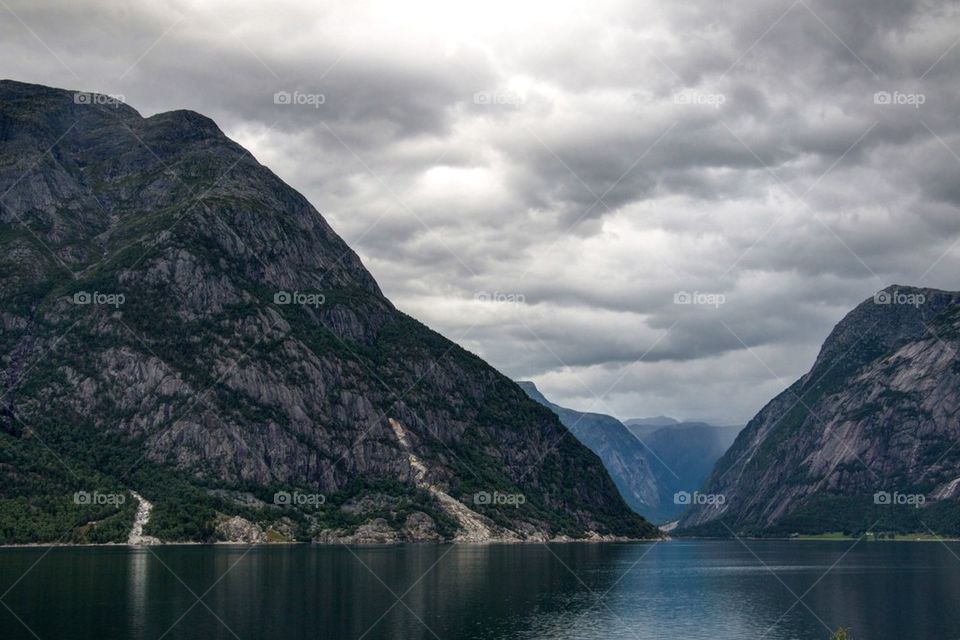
[2,0,959,423]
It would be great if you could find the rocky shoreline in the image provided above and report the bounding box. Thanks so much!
[0,536,661,549]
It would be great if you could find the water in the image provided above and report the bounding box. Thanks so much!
[2,540,959,640]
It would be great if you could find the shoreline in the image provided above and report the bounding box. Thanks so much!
[671,535,960,543]
[7,531,958,548]
[0,537,664,549]
[8,535,960,548]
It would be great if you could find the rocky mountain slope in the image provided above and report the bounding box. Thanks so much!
[0,80,658,544]
[517,381,660,518]
[680,286,960,536]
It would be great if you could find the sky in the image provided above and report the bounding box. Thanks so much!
[1,0,959,424]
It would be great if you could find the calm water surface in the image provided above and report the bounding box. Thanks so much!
[2,540,959,640]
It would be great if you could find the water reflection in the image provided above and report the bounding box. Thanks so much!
[126,548,149,640]
[1,541,960,640]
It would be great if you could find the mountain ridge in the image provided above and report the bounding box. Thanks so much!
[518,381,743,523]
[680,285,960,536]
[0,80,658,544]
[516,381,660,517]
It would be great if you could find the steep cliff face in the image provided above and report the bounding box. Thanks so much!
[517,381,661,518]
[680,286,960,535]
[0,80,657,543]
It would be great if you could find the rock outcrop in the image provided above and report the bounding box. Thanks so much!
[127,491,160,545]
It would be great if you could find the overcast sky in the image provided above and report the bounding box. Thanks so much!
[2,0,959,424]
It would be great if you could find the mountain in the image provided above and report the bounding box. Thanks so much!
[518,383,745,523]
[517,382,660,518]
[624,416,679,428]
[623,416,680,441]
[627,421,741,522]
[0,80,658,544]
[680,285,960,536]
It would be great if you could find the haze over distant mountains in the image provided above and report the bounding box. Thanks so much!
[626,420,741,522]
[625,416,680,429]
[516,382,660,516]
[519,381,741,523]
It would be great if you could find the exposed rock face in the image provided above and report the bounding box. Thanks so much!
[127,491,161,545]
[680,286,960,535]
[314,513,441,544]
[216,515,266,544]
[0,80,658,543]
[401,512,441,542]
[386,418,517,542]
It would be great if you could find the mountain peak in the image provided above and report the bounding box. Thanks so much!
[0,82,657,544]
[515,380,551,406]
[0,80,382,295]
[806,285,959,383]
[680,285,960,535]
[144,109,225,138]
[624,416,680,428]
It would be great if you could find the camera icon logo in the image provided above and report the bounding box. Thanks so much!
[274,91,292,105]
[73,291,92,305]
[674,491,691,505]
[874,290,892,305]
[473,491,492,505]
[73,491,92,505]
[674,291,692,305]
[873,491,891,505]
[274,291,292,305]
[273,491,292,506]
[473,91,492,105]
[873,91,892,105]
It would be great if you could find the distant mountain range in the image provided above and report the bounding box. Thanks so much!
[627,420,741,523]
[516,382,660,515]
[518,382,741,523]
[624,416,681,430]
[681,285,960,536]
[0,81,657,544]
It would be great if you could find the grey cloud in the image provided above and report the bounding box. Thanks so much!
[1,0,958,422]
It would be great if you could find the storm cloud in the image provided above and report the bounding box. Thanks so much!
[2,0,958,423]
